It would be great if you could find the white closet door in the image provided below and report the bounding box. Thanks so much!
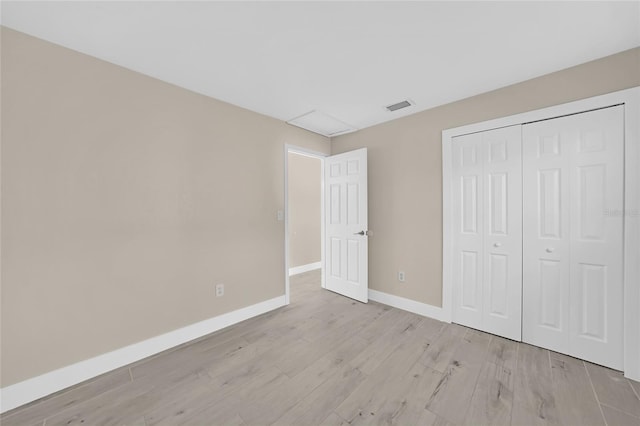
[452,132,484,328]
[522,119,572,354]
[482,126,522,341]
[452,126,522,340]
[523,106,624,370]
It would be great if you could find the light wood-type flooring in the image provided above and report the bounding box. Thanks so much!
[3,270,640,425]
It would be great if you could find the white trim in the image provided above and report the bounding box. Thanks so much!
[441,128,454,324]
[289,261,322,276]
[0,295,286,413]
[623,89,640,381]
[284,145,327,305]
[442,86,640,381]
[369,289,447,323]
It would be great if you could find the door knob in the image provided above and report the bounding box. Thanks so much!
[546,247,554,253]
[493,242,502,247]
[354,230,370,236]
[354,231,365,235]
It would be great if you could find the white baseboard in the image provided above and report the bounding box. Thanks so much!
[289,261,321,276]
[0,295,286,413]
[368,289,448,323]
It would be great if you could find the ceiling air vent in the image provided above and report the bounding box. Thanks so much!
[386,100,413,112]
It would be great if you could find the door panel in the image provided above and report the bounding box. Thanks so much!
[569,106,623,370]
[523,106,623,370]
[452,125,522,340]
[539,259,563,329]
[523,119,572,355]
[452,133,484,327]
[539,168,562,238]
[462,175,479,233]
[461,250,480,309]
[325,148,368,303]
[488,173,507,235]
[488,253,508,316]
[482,126,522,341]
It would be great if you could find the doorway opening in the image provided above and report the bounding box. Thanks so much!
[284,146,326,304]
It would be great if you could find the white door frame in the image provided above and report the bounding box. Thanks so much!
[284,144,328,305]
[442,86,640,380]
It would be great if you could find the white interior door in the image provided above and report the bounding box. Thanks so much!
[523,106,624,370]
[522,119,571,354]
[452,125,522,340]
[452,132,484,327]
[325,148,368,303]
[482,126,522,341]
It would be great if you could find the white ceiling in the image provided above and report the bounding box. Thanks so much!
[2,1,639,135]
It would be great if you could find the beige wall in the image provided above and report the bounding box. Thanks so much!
[288,153,321,269]
[2,25,639,389]
[332,47,640,307]
[0,27,330,387]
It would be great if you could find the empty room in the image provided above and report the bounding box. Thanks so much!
[2,1,640,425]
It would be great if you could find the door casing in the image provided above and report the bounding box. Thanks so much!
[284,145,328,305]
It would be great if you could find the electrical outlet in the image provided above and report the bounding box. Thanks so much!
[215,283,224,297]
[398,271,405,282]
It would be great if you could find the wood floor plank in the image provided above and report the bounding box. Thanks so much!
[238,296,345,345]
[334,331,432,423]
[354,306,406,343]
[349,310,421,374]
[42,380,159,426]
[418,316,448,341]
[417,322,467,373]
[268,336,372,424]
[130,335,250,380]
[585,361,640,418]
[511,344,560,426]
[273,319,367,377]
[600,404,640,426]
[415,409,457,426]
[300,301,389,346]
[362,363,443,425]
[424,329,491,425]
[45,372,213,426]
[1,419,43,426]
[164,368,286,425]
[318,412,350,426]
[487,335,518,372]
[463,359,514,426]
[170,395,246,426]
[0,368,131,426]
[204,330,303,385]
[237,355,355,425]
[271,362,366,426]
[550,353,605,426]
[631,379,640,399]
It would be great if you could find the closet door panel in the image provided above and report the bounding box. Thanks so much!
[523,120,571,355]
[523,106,624,370]
[482,126,522,341]
[452,133,484,328]
[452,126,522,340]
[569,106,624,370]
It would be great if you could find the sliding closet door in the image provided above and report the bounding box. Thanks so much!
[452,126,522,341]
[523,106,624,370]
